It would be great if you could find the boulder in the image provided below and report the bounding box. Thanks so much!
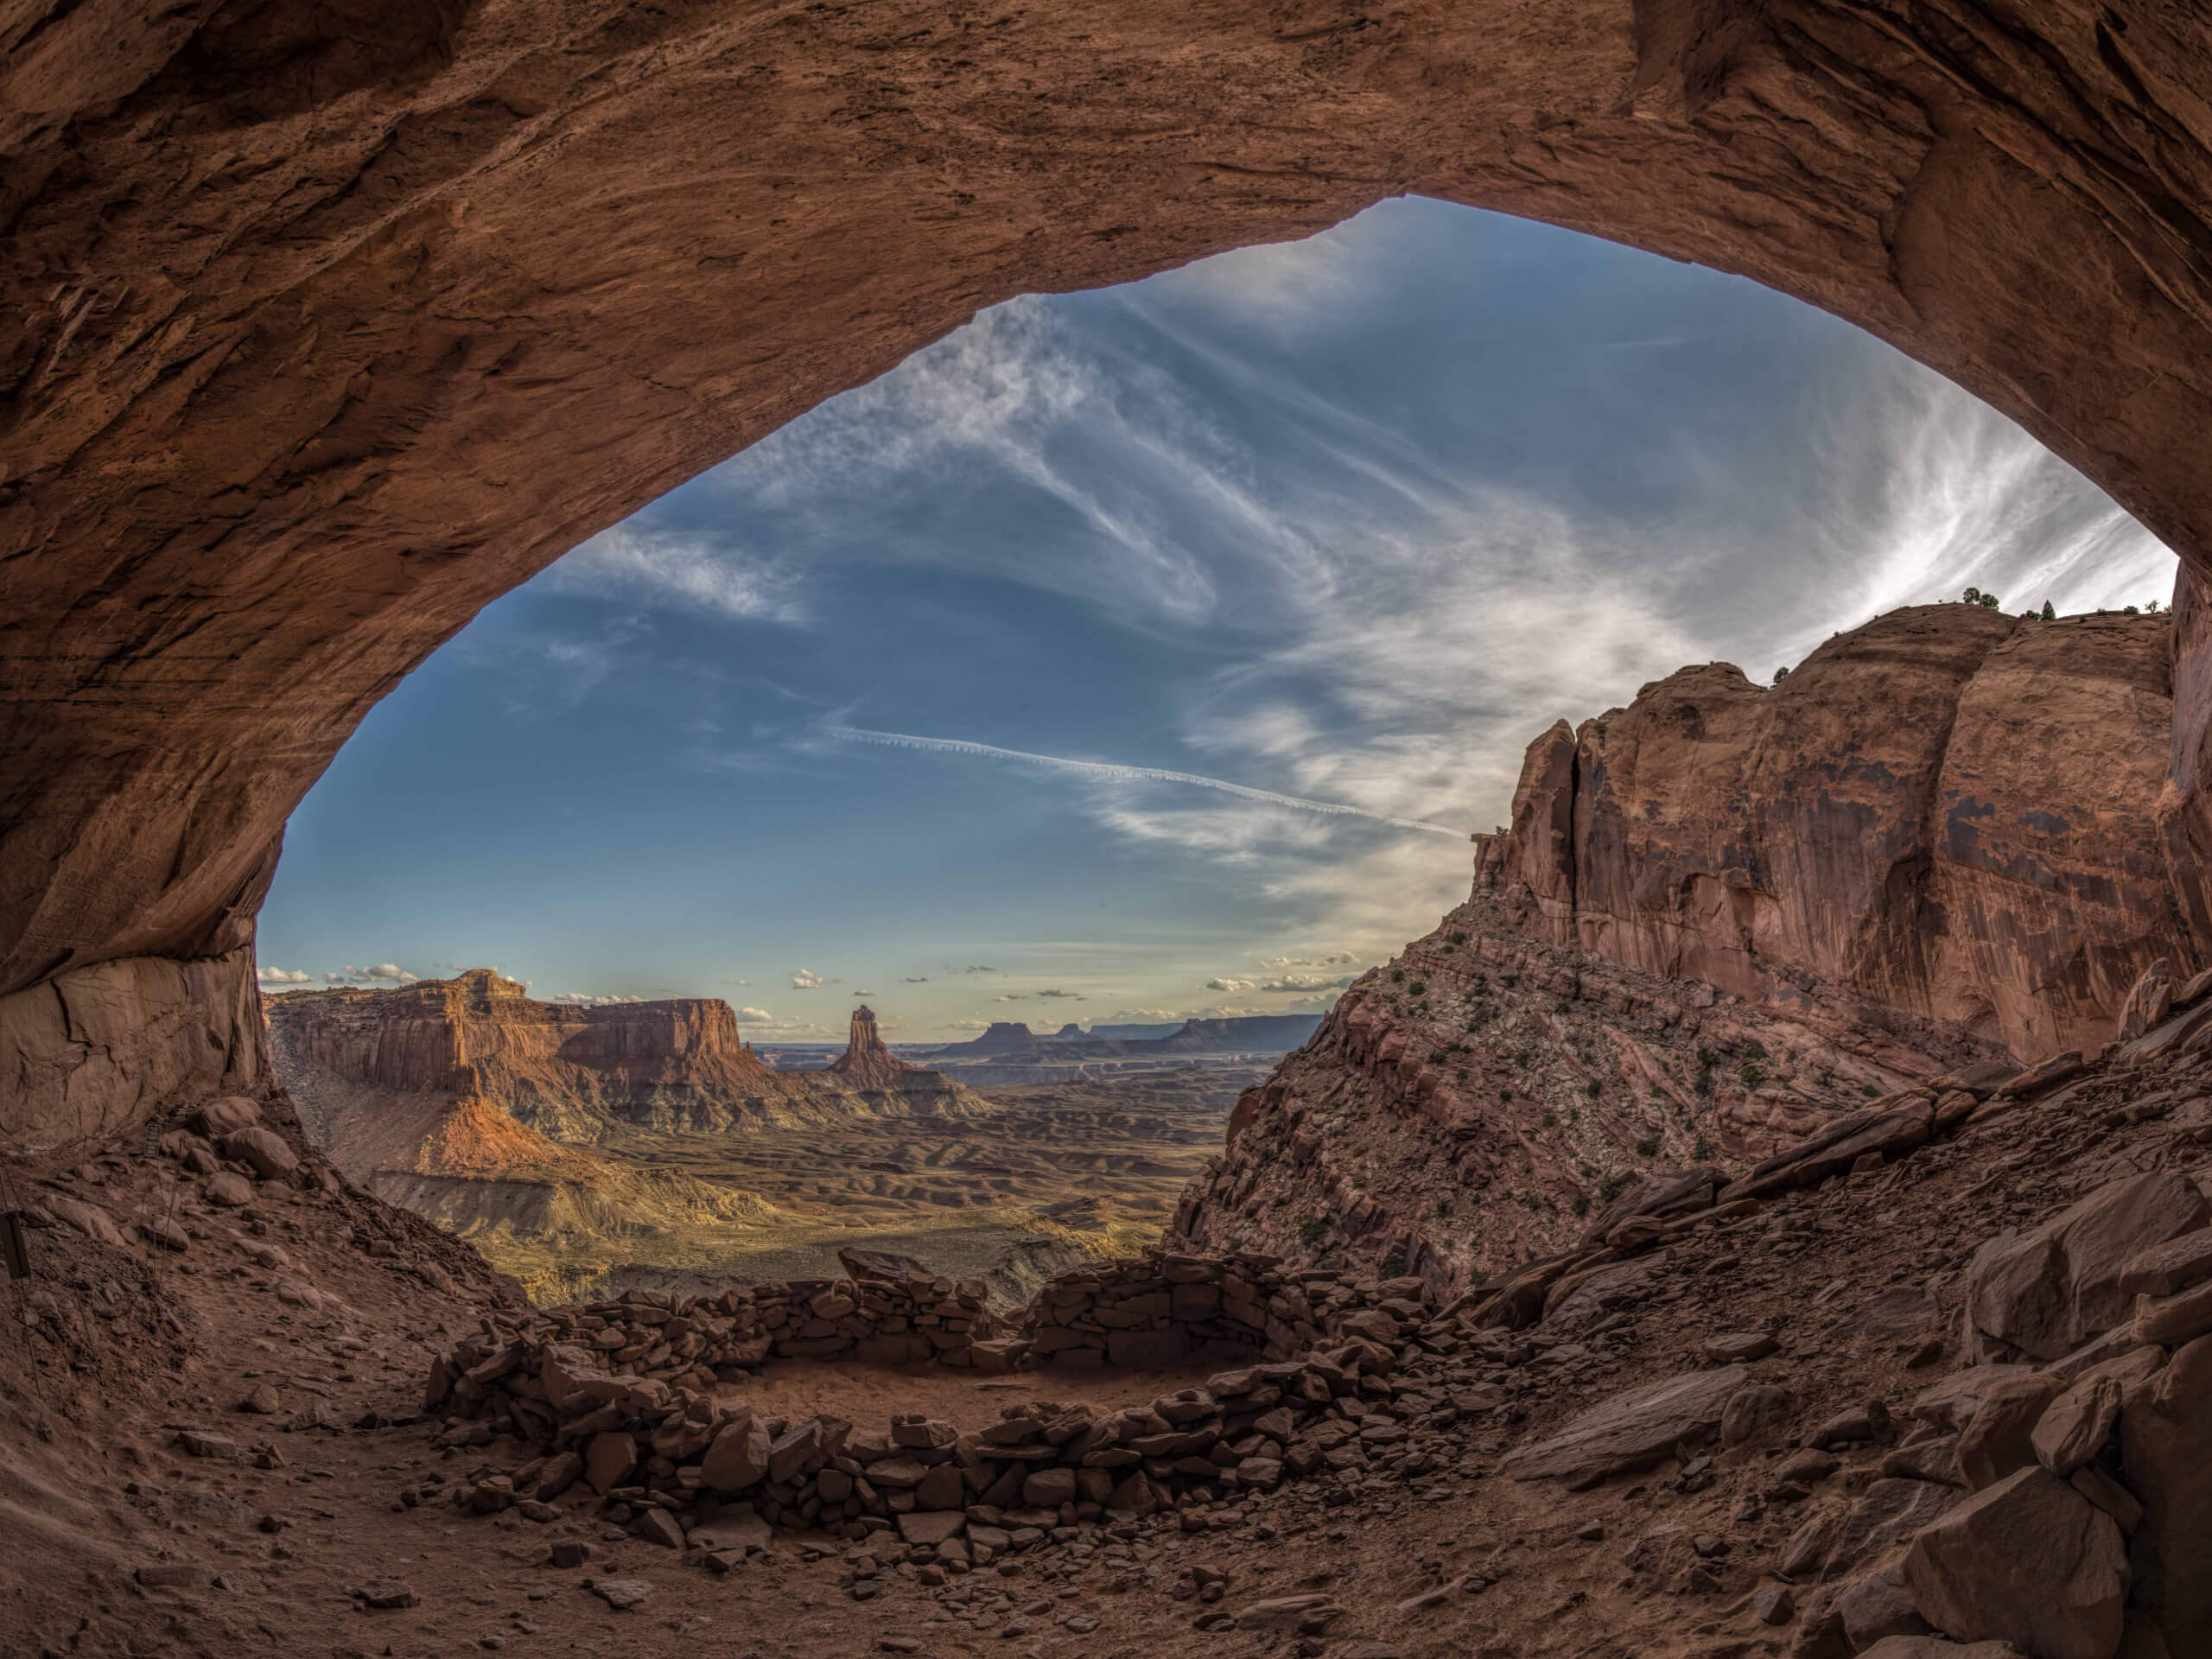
[2117,1229,2212,1298]
[584,1432,636,1495]
[2031,1375,2122,1478]
[1957,1374,2063,1490]
[1838,1559,1933,1649]
[1910,1366,2035,1433]
[838,1246,934,1282]
[1903,1466,2126,1659]
[1859,1643,2026,1659]
[190,1096,261,1137]
[1827,1478,1957,1575]
[203,1171,253,1207]
[896,1510,965,1546]
[1719,1384,1796,1448]
[2131,1277,2212,1346]
[2114,959,2174,1044]
[1719,1102,1936,1205]
[219,1127,300,1181]
[1501,1368,1745,1489]
[699,1414,770,1494]
[2118,1332,2212,1656]
[1961,1173,2209,1362]
[44,1195,124,1245]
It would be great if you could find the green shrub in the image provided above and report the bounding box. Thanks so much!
[1390,968,1405,984]
[1450,931,1467,946]
[1585,1078,1604,1099]
[1541,1111,1558,1128]
[1572,1195,1589,1216]
[1598,1175,1623,1201]
[1408,981,1426,996]
[1693,1134,1713,1160]
[1636,1135,1660,1157]
[1738,1059,1764,1089]
[1297,1216,1326,1246]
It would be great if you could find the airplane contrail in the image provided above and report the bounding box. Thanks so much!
[825,725,1465,837]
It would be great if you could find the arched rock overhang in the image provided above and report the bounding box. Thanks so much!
[5,0,2212,1137]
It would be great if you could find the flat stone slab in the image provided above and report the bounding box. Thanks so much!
[1501,1368,1746,1488]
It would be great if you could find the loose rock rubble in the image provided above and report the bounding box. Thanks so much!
[407,1009,2212,1659]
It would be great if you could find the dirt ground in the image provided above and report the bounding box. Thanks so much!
[4,1041,2207,1659]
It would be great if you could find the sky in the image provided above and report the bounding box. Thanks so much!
[254,197,2177,1041]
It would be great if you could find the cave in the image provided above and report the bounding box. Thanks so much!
[8,6,2212,1155]
[12,15,2212,1649]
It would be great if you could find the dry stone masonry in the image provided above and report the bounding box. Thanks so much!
[418,1257,1444,1559]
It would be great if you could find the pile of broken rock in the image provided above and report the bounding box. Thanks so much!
[429,1253,1008,1401]
[1019,1252,1422,1370]
[1491,1160,2212,1659]
[419,1328,1426,1567]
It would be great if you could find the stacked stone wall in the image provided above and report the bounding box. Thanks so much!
[1017,1251,1429,1370]
[449,1265,1007,1402]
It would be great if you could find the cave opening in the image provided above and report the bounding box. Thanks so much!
[239,199,2192,1300]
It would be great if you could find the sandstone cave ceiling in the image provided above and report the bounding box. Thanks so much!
[7,0,2212,1019]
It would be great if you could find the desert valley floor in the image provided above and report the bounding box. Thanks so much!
[505,1070,1260,1305]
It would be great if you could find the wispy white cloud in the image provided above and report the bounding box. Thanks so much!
[257,966,313,985]
[549,525,803,621]
[826,726,1463,837]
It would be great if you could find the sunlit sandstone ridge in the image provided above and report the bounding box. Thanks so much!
[1178,607,2207,1284]
[270,969,982,1147]
[264,975,990,1297]
[1482,607,2207,1062]
[10,3,2212,1153]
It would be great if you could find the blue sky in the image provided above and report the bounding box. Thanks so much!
[256,198,2177,1040]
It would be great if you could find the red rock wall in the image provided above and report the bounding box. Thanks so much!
[0,946,263,1149]
[8,2,2212,1022]
[1479,607,2206,1060]
[269,968,805,1109]
[9,5,2212,1149]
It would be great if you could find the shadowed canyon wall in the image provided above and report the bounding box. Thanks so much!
[9,3,2212,1144]
[1479,606,2208,1061]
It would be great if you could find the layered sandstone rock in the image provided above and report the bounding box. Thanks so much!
[1478,607,2202,1062]
[1179,608,2209,1286]
[265,975,986,1293]
[270,970,976,1142]
[9,3,2212,1176]
[824,1006,919,1091]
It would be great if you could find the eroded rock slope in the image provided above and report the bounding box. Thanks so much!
[1178,609,2204,1285]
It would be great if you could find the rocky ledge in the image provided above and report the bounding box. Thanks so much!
[416,995,2212,1659]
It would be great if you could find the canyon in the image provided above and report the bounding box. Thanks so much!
[1178,607,2204,1287]
[10,6,2212,1659]
[269,977,1249,1305]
